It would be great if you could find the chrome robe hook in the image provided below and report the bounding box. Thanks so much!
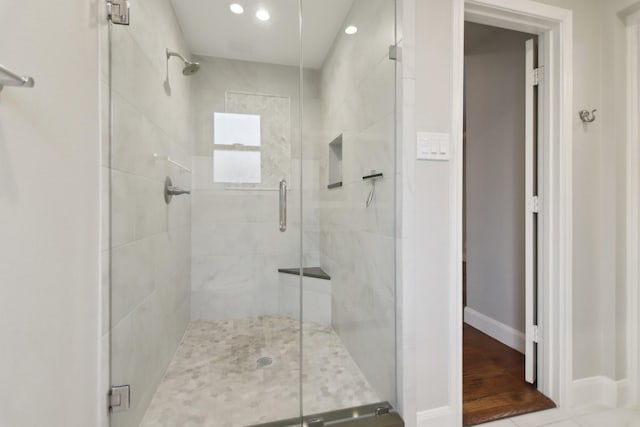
[579,109,597,123]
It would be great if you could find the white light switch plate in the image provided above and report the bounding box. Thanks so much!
[417,132,451,161]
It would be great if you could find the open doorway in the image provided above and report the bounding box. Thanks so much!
[462,21,555,426]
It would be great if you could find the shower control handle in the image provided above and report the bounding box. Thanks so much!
[164,176,191,204]
[279,179,287,232]
[167,186,191,196]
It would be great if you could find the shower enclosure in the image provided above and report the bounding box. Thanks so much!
[106,0,399,425]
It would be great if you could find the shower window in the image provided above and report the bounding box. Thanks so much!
[212,92,292,187]
[213,112,262,183]
[214,112,261,147]
[213,150,261,183]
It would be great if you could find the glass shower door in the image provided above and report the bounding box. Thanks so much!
[107,0,304,425]
[299,0,399,423]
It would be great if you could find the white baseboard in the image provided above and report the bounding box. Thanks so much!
[617,379,631,406]
[417,406,455,427]
[571,377,631,408]
[464,307,525,353]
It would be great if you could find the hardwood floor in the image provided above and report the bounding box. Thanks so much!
[463,324,555,426]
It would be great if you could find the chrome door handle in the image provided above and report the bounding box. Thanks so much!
[279,179,287,232]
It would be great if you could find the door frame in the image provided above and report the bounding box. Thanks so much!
[451,0,573,423]
[626,6,640,407]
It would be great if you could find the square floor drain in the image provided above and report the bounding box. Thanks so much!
[257,357,273,368]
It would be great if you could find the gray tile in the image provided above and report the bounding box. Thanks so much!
[140,316,379,427]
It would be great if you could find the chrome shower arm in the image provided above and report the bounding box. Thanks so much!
[165,48,200,76]
[166,49,187,63]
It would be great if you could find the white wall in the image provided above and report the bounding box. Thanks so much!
[0,1,100,426]
[464,23,533,337]
[404,0,456,417]
[598,0,639,382]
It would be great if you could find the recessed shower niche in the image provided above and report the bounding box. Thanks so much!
[328,134,343,189]
[106,0,399,426]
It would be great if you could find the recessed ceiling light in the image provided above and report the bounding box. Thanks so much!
[345,25,358,35]
[229,3,244,14]
[256,8,270,21]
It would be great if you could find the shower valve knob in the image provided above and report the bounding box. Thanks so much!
[164,176,191,204]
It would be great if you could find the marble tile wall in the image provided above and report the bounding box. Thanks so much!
[317,0,398,405]
[104,0,193,426]
[279,274,333,327]
[189,56,322,321]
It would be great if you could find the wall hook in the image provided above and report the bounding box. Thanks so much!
[579,109,597,123]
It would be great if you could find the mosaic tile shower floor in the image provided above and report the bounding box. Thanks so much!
[140,316,379,427]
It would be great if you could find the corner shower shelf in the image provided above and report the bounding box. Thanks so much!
[0,64,35,92]
[277,267,331,281]
[328,134,343,189]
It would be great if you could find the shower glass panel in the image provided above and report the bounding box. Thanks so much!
[300,0,398,418]
[108,0,398,426]
[108,1,302,425]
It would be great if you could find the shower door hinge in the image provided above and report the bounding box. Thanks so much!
[376,406,391,416]
[531,67,543,86]
[529,196,540,214]
[532,325,539,343]
[107,0,130,25]
[389,45,400,61]
[307,418,325,427]
[109,385,130,412]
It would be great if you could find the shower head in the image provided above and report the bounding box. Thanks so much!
[182,61,200,75]
[166,49,200,76]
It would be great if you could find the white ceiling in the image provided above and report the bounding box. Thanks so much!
[170,0,355,69]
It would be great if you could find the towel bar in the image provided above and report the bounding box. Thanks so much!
[0,64,35,92]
